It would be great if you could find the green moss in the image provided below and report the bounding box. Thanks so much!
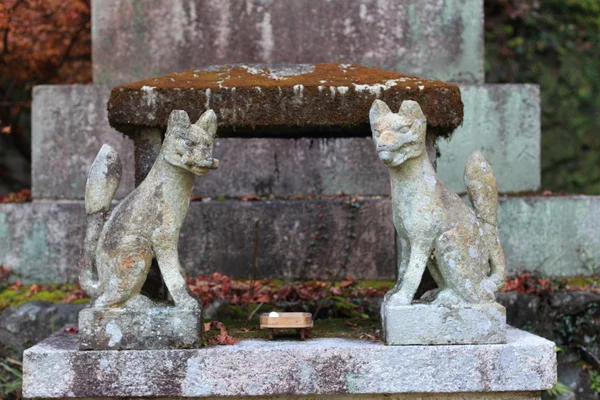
[0,284,81,311]
[205,317,381,346]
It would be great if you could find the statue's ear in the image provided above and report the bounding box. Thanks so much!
[196,109,217,138]
[399,100,425,120]
[369,100,392,124]
[166,110,191,136]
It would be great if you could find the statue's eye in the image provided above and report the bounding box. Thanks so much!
[373,129,381,137]
[399,126,410,134]
[184,139,195,147]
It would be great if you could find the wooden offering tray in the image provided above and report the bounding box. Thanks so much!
[260,312,313,340]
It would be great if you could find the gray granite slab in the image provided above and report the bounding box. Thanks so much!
[382,303,507,345]
[78,307,202,350]
[2,196,600,282]
[22,327,555,398]
[31,84,540,200]
[92,0,484,86]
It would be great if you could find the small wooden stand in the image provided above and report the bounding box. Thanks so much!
[260,312,313,341]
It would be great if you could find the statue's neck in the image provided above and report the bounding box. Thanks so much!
[146,154,195,197]
[388,153,436,196]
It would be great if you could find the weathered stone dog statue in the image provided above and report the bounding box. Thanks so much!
[369,99,507,345]
[78,109,219,350]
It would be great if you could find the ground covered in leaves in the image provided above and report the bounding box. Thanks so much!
[1,266,599,398]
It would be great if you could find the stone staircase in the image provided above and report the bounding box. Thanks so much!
[0,0,598,283]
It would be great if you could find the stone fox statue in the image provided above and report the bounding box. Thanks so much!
[79,109,219,309]
[369,99,506,306]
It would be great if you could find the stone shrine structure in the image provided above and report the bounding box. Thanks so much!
[24,64,555,400]
[6,0,598,284]
[13,0,561,398]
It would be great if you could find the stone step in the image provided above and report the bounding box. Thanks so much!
[92,0,484,86]
[31,83,540,200]
[1,196,598,283]
[23,328,555,398]
[0,198,393,283]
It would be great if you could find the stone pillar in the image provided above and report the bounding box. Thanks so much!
[132,127,162,186]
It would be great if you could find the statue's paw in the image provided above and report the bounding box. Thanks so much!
[431,289,461,306]
[420,288,442,302]
[175,296,201,311]
[124,294,156,310]
[386,292,413,307]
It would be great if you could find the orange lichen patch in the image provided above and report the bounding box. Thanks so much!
[108,63,463,138]
[120,64,448,91]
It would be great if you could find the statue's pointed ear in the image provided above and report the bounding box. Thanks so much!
[399,100,425,119]
[369,100,392,124]
[196,109,217,137]
[166,110,191,137]
[166,110,191,135]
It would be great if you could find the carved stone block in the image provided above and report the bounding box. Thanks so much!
[78,307,202,350]
[382,303,507,345]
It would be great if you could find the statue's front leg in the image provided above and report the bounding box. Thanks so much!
[386,241,433,306]
[385,233,410,302]
[154,245,199,310]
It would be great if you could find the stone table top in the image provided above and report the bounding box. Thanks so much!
[23,327,555,398]
[107,63,463,138]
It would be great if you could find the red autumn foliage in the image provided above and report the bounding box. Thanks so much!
[61,285,87,304]
[0,188,31,203]
[205,320,239,345]
[185,272,389,309]
[0,0,91,86]
[500,270,554,295]
[1,0,92,193]
[0,265,12,282]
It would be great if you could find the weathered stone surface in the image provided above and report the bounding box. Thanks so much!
[31,84,540,199]
[440,84,541,194]
[108,63,463,138]
[0,198,393,283]
[371,100,505,317]
[23,327,555,398]
[2,196,599,282]
[497,196,600,276]
[0,301,85,360]
[31,85,134,200]
[0,202,86,282]
[92,0,484,87]
[78,307,202,350]
[382,303,507,345]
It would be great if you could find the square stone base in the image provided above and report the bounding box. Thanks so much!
[78,307,202,350]
[382,302,507,345]
[23,328,555,398]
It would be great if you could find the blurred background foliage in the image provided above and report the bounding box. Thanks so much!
[0,0,91,194]
[485,0,600,194]
[0,0,599,195]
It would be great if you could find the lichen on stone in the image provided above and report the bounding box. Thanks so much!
[108,63,463,139]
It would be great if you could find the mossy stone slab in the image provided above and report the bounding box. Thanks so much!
[107,63,463,138]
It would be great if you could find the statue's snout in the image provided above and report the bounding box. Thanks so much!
[196,158,219,169]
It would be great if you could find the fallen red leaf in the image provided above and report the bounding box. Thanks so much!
[241,195,260,201]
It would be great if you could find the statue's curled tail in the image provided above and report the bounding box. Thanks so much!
[79,144,122,298]
[464,151,506,290]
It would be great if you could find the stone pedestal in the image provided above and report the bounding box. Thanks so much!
[23,327,555,398]
[382,302,506,345]
[78,307,202,350]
